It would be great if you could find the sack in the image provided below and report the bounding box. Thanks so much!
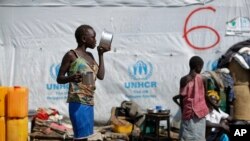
[121,101,141,118]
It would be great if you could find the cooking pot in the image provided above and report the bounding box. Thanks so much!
[160,109,170,114]
[98,30,113,51]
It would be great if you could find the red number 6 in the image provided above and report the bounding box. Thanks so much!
[183,6,220,50]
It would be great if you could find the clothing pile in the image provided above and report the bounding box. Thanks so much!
[202,68,235,114]
[217,39,250,69]
[217,40,250,121]
[31,107,74,138]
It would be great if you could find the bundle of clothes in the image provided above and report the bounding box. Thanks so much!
[30,104,145,141]
[31,107,74,138]
[217,39,250,123]
[202,40,250,141]
[202,68,235,114]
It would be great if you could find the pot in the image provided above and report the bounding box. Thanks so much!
[98,30,113,51]
[147,108,155,113]
[160,109,170,114]
[81,72,94,85]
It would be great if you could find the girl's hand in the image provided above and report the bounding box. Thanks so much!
[97,46,110,55]
[69,71,82,83]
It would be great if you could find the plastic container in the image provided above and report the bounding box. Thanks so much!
[7,86,29,118]
[0,117,5,141]
[7,117,28,141]
[113,121,133,135]
[0,86,8,116]
[155,105,162,112]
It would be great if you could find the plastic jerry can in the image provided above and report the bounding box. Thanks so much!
[0,117,5,141]
[0,86,8,117]
[7,117,28,141]
[7,86,29,118]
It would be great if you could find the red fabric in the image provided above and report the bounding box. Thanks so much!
[35,112,49,120]
[34,108,59,120]
[49,122,71,132]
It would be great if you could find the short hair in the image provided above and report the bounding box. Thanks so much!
[189,56,204,70]
[75,25,93,45]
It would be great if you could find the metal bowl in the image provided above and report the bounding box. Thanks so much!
[98,30,113,51]
[147,108,155,113]
[160,109,170,114]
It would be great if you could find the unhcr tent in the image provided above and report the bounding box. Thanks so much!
[0,0,249,125]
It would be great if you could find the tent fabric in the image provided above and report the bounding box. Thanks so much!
[0,0,250,124]
[0,0,214,7]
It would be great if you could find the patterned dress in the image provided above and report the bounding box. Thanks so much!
[67,50,99,139]
[67,50,98,105]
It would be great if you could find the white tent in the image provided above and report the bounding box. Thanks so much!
[0,0,249,126]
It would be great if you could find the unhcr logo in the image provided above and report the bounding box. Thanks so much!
[128,60,153,80]
[50,64,60,81]
[125,60,157,89]
[46,63,68,90]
